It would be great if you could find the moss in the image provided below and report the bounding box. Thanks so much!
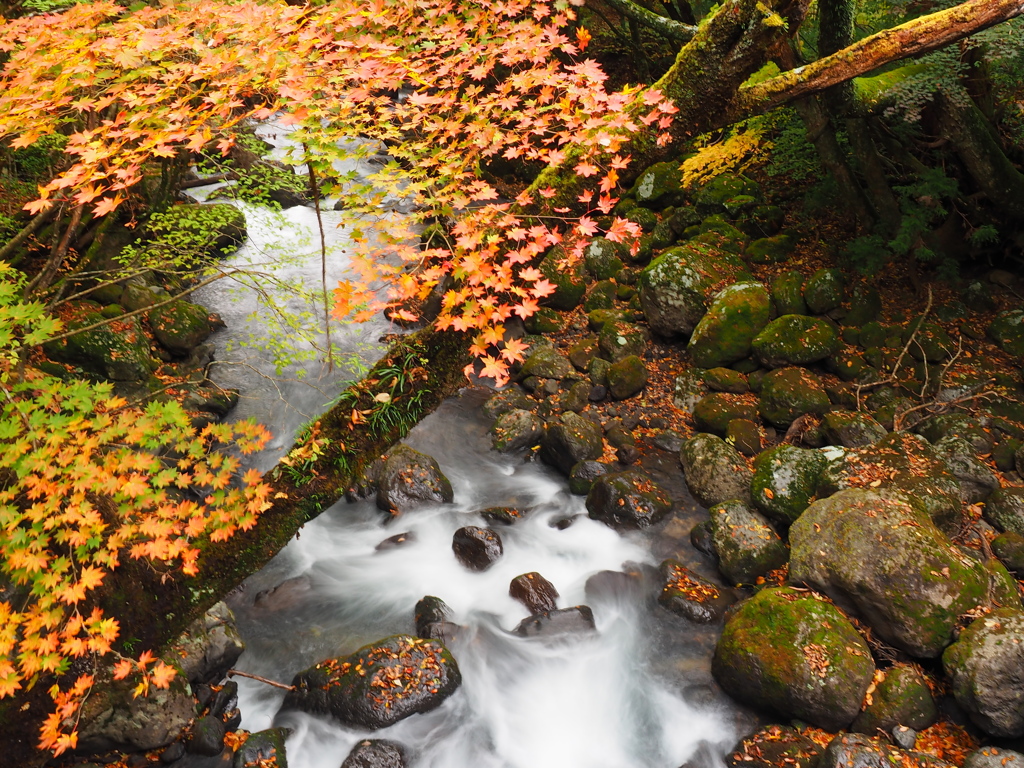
[751,445,826,525]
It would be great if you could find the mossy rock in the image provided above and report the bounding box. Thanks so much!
[845,285,882,327]
[606,355,648,400]
[627,207,659,233]
[993,532,1024,577]
[727,726,823,768]
[658,559,736,623]
[704,367,749,394]
[790,489,990,658]
[752,315,840,368]
[708,499,788,584]
[933,435,999,504]
[859,321,887,349]
[726,418,762,456]
[759,367,830,428]
[693,392,758,436]
[148,299,213,355]
[539,411,603,474]
[568,337,600,371]
[679,433,753,508]
[284,635,461,730]
[44,303,152,381]
[672,369,708,413]
[712,587,874,731]
[587,308,626,331]
[518,346,572,381]
[490,409,544,453]
[586,469,672,531]
[638,242,751,337]
[700,215,747,243]
[821,411,887,448]
[524,307,564,334]
[904,318,954,363]
[771,270,807,317]
[987,310,1024,358]
[692,173,761,214]
[629,161,685,208]
[826,351,866,382]
[746,234,794,265]
[983,487,1024,536]
[539,246,587,310]
[751,445,827,526]
[583,237,627,280]
[583,280,617,312]
[687,281,771,369]
[851,664,937,734]
[803,268,844,315]
[597,320,649,363]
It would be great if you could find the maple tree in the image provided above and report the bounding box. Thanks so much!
[1,0,1023,757]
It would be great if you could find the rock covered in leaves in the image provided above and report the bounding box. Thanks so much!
[638,242,750,337]
[712,587,874,731]
[585,469,672,530]
[686,281,772,369]
[851,663,937,735]
[750,444,827,525]
[727,726,823,768]
[789,489,990,658]
[708,499,789,584]
[679,433,753,508]
[752,315,840,368]
[490,409,544,452]
[44,303,153,381]
[943,608,1024,737]
[284,636,461,730]
[452,526,503,571]
[235,728,290,768]
[818,733,954,768]
[657,559,735,623]
[965,748,1024,768]
[148,299,213,355]
[376,445,454,512]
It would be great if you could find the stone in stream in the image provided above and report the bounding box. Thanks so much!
[509,572,559,614]
[712,587,874,731]
[375,531,415,551]
[234,728,290,768]
[341,739,407,768]
[169,601,245,687]
[726,725,823,768]
[148,299,213,356]
[708,499,788,585]
[750,444,827,526]
[657,559,735,624]
[452,526,503,571]
[818,733,954,768]
[490,409,544,452]
[584,567,648,605]
[539,411,604,475]
[414,596,460,645]
[513,605,597,638]
[376,445,454,513]
[187,715,226,757]
[585,469,672,531]
[253,574,313,613]
[284,636,461,730]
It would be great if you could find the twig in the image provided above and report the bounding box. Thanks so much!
[227,669,295,691]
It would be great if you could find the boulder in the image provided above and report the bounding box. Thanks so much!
[727,418,763,456]
[658,559,736,623]
[679,433,753,508]
[750,445,827,526]
[704,367,749,393]
[818,733,953,768]
[148,300,213,356]
[490,409,544,452]
[727,726,822,768]
[693,393,758,436]
[905,319,953,363]
[771,271,807,316]
[752,315,841,368]
[993,532,1024,577]
[790,489,990,658]
[983,487,1024,535]
[376,445,454,512]
[568,337,600,371]
[44,304,152,381]
[933,435,999,503]
[583,280,617,312]
[691,173,761,213]
[519,346,572,381]
[605,355,649,400]
[188,715,226,756]
[539,246,587,310]
[845,285,883,327]
[851,663,937,735]
[759,367,830,428]
[414,596,458,643]
[597,320,649,363]
[965,749,1024,768]
[514,606,597,638]
[510,573,559,614]
[584,237,627,279]
[672,369,708,413]
[986,310,1024,357]
[568,459,610,495]
[687,281,771,369]
[629,161,685,207]
[539,411,604,474]
[482,389,534,421]
[341,739,407,768]
[803,268,844,314]
[234,728,290,768]
[169,601,244,686]
[586,469,672,530]
[708,499,789,584]
[712,587,874,730]
[746,234,794,265]
[822,411,887,448]
[638,242,750,337]
[452,526,503,571]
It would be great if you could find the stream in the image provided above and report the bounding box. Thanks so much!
[189,124,747,768]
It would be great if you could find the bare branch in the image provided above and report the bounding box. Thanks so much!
[594,0,696,43]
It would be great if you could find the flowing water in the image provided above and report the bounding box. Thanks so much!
[189,123,745,768]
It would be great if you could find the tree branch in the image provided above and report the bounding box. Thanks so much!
[595,0,696,43]
[731,0,1024,120]
[0,204,60,265]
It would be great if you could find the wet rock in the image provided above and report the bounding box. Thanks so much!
[169,601,245,686]
[790,489,990,658]
[519,346,572,381]
[752,315,840,368]
[943,608,1024,737]
[586,469,672,530]
[965,748,1024,768]
[653,429,686,453]
[751,445,827,526]
[803,268,844,315]
[713,587,874,731]
[584,568,648,604]
[149,300,213,356]
[759,367,830,428]
[983,487,1024,535]
[414,596,459,644]
[233,728,290,768]
[693,393,758,436]
[490,409,544,452]
[341,739,407,768]
[708,499,788,584]
[478,507,525,526]
[253,575,312,612]
[726,418,762,456]
[284,636,461,730]
[568,460,610,495]
[482,389,533,421]
[638,242,750,337]
[376,445,454,513]
[704,367,749,394]
[514,606,596,638]
[771,271,807,316]
[727,726,822,768]
[851,663,937,735]
[510,572,559,614]
[452,526,503,571]
[375,531,415,551]
[818,733,953,768]
[822,411,887,448]
[933,435,999,503]
[188,716,226,757]
[690,520,715,556]
[687,281,772,369]
[679,433,753,507]
[658,559,735,623]
[606,355,649,400]
[539,245,587,310]
[540,411,604,474]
